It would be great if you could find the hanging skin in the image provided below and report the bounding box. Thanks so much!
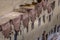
[1,21,11,38]
[29,9,36,29]
[22,13,29,32]
[47,4,52,13]
[30,9,36,22]
[42,0,47,10]
[11,15,21,32]
[35,2,42,17]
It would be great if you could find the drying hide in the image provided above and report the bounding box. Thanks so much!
[42,0,47,10]
[11,16,21,32]
[50,1,55,10]
[35,2,42,17]
[23,13,29,28]
[29,9,36,29]
[29,9,36,22]
[1,22,11,38]
[22,13,29,32]
[47,4,52,13]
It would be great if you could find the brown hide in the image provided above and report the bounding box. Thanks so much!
[35,2,42,17]
[23,13,29,28]
[42,0,47,10]
[1,22,11,38]
[11,16,21,32]
[47,4,52,13]
[30,9,36,22]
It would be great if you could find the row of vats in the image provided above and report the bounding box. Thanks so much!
[0,0,55,40]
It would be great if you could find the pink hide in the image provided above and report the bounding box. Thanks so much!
[29,9,36,22]
[47,4,52,13]
[42,0,47,10]
[23,13,29,28]
[1,22,11,38]
[11,16,21,32]
[35,2,42,17]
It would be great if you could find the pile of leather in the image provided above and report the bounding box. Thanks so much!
[22,13,29,32]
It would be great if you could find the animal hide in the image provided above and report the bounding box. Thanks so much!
[50,1,55,10]
[30,9,36,22]
[11,16,21,32]
[35,2,42,17]
[47,4,52,13]
[1,22,11,38]
[23,13,29,28]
